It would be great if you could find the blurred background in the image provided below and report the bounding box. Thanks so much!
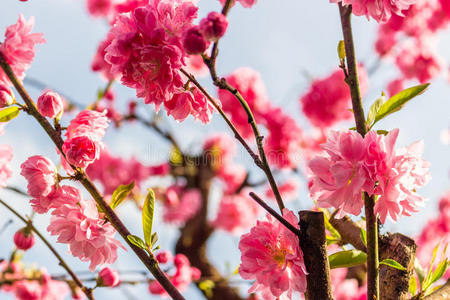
[0,0,449,299]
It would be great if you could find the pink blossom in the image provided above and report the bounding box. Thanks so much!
[0,145,13,190]
[203,132,237,172]
[184,54,208,77]
[149,253,200,295]
[0,14,45,86]
[0,82,14,107]
[13,228,35,251]
[331,0,416,23]
[164,88,215,123]
[239,209,307,299]
[217,163,247,194]
[48,200,124,271]
[98,267,120,287]
[300,66,368,129]
[182,26,209,55]
[37,89,64,118]
[91,34,119,81]
[156,251,173,264]
[62,136,101,168]
[20,155,57,198]
[104,1,204,122]
[217,67,270,138]
[87,0,114,18]
[30,185,82,214]
[162,187,201,225]
[199,12,228,41]
[212,192,260,234]
[265,179,299,202]
[386,78,404,97]
[66,110,109,141]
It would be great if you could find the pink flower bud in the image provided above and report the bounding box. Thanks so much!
[199,12,228,42]
[37,89,64,118]
[0,83,14,107]
[191,267,201,281]
[13,228,35,251]
[156,251,172,264]
[62,136,100,168]
[97,267,120,287]
[182,26,209,55]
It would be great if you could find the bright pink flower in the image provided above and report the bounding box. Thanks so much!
[387,78,404,97]
[308,130,368,217]
[98,267,120,287]
[182,26,209,55]
[199,12,228,41]
[104,1,201,121]
[0,83,14,107]
[66,110,109,141]
[12,268,70,300]
[213,193,260,234]
[62,136,101,169]
[37,89,63,118]
[0,14,45,85]
[217,67,270,138]
[162,187,201,225]
[48,200,124,271]
[13,228,35,251]
[265,179,299,202]
[30,185,82,214]
[203,133,236,172]
[239,209,307,299]
[91,34,119,81]
[331,0,416,23]
[149,253,200,295]
[87,0,114,18]
[164,88,215,123]
[0,145,13,190]
[20,155,57,198]
[14,281,42,300]
[300,66,368,128]
[156,251,173,264]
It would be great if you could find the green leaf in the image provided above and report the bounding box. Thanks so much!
[337,40,346,60]
[329,250,367,269]
[151,232,159,247]
[360,228,367,247]
[142,189,155,246]
[428,259,449,288]
[127,235,147,250]
[326,235,340,245]
[414,259,425,286]
[366,95,385,127]
[372,83,430,127]
[0,106,20,122]
[376,130,389,136]
[380,259,407,271]
[110,181,135,209]
[409,276,417,296]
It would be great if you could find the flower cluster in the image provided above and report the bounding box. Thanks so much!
[308,129,431,223]
[239,209,307,299]
[159,186,202,225]
[20,155,124,270]
[0,14,45,86]
[149,252,200,296]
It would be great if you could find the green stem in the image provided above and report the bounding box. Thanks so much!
[337,4,379,300]
[0,198,95,300]
[0,53,185,300]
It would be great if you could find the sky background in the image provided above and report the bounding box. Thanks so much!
[0,0,449,299]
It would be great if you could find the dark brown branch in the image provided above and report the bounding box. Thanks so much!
[329,213,366,252]
[298,211,333,300]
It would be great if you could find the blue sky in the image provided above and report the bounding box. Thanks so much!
[0,0,449,299]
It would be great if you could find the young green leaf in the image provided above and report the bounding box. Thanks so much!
[0,106,20,122]
[409,275,417,296]
[360,227,367,247]
[151,232,159,247]
[329,250,367,269]
[127,235,147,250]
[380,259,407,271]
[110,181,135,209]
[366,95,385,127]
[338,40,346,60]
[372,83,430,127]
[428,258,449,289]
[142,189,155,246]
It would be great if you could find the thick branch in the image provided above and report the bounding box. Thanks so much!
[329,214,366,252]
[298,211,333,300]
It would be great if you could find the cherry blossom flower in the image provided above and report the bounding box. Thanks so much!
[37,89,64,118]
[185,54,208,77]
[20,156,57,198]
[30,185,82,214]
[0,14,45,86]
[65,110,109,142]
[162,187,201,225]
[98,267,120,287]
[239,209,307,299]
[86,0,114,18]
[13,228,35,251]
[182,26,209,55]
[91,34,119,81]
[199,12,228,41]
[265,179,299,202]
[0,83,14,107]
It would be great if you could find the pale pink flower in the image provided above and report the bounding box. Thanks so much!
[62,136,101,169]
[13,228,35,251]
[217,67,270,138]
[213,193,260,234]
[98,267,120,287]
[331,0,416,23]
[66,110,109,141]
[0,145,13,190]
[37,89,63,118]
[239,209,307,299]
[185,54,208,77]
[163,187,201,225]
[0,14,45,85]
[48,200,124,271]
[12,268,70,300]
[0,82,14,107]
[199,12,228,41]
[20,155,57,198]
[300,66,368,129]
[30,185,82,214]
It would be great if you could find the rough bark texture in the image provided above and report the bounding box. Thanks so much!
[379,233,417,300]
[175,155,243,300]
[329,214,366,252]
[298,211,334,300]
